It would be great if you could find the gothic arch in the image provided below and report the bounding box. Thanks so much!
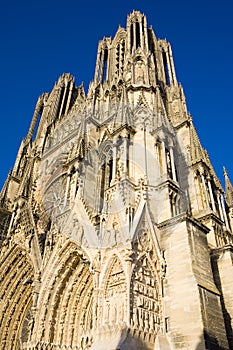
[130,253,161,345]
[97,141,114,211]
[101,254,127,326]
[32,240,94,348]
[112,28,126,80]
[0,244,34,350]
[112,27,126,46]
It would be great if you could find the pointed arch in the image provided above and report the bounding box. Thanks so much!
[0,244,34,350]
[112,28,126,79]
[32,240,94,348]
[97,140,114,211]
[101,254,127,326]
[129,205,164,345]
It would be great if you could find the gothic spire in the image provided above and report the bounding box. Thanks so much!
[224,167,233,207]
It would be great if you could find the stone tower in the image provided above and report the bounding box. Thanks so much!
[0,10,233,350]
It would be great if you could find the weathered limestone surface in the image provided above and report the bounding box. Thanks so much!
[0,10,233,350]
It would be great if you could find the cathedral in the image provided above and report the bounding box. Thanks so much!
[1,10,233,350]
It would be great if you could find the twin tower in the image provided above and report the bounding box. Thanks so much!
[1,11,233,350]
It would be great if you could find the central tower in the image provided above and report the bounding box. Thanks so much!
[0,10,233,350]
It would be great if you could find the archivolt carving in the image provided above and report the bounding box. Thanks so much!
[32,241,94,349]
[102,255,127,326]
[0,244,33,350]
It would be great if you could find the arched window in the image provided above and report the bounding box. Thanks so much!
[130,23,134,52]
[102,49,108,82]
[99,148,113,211]
[135,21,140,48]
[162,50,170,86]
[169,190,180,217]
[98,48,108,83]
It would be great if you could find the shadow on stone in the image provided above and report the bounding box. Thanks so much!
[211,254,233,349]
[195,331,228,350]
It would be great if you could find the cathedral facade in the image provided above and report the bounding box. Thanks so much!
[0,11,233,350]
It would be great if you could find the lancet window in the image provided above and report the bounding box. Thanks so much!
[162,50,170,86]
[99,147,113,211]
[130,20,142,52]
[155,141,163,175]
[165,148,172,179]
[169,190,181,217]
[195,170,230,228]
[155,140,177,181]
[56,79,73,119]
[135,21,140,48]
[98,48,108,83]
[166,147,178,181]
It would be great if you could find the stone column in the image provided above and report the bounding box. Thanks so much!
[161,140,167,175]
[133,22,136,51]
[169,147,177,181]
[74,165,80,199]
[207,177,216,212]
[168,44,177,87]
[194,172,203,210]
[165,50,172,85]
[123,136,128,175]
[139,19,143,49]
[217,192,224,222]
[111,141,117,183]
[7,204,17,236]
[221,194,230,230]
[59,84,68,118]
[201,174,209,208]
[64,173,71,207]
[65,81,73,115]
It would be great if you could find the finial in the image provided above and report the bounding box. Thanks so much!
[223,166,228,177]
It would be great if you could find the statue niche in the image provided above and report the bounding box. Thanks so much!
[103,256,126,326]
[134,58,146,84]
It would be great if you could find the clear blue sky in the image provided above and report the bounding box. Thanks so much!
[0,0,232,190]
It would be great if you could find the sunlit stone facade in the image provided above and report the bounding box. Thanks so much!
[1,11,233,350]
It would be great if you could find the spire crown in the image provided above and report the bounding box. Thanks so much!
[93,11,177,88]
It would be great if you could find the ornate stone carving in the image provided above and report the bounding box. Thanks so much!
[0,9,231,350]
[130,255,160,335]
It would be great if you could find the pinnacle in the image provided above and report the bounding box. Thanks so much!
[223,166,228,177]
[224,167,233,207]
[189,124,206,164]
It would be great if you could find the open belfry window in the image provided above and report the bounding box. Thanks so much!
[98,48,108,83]
[130,23,134,53]
[100,149,113,210]
[162,50,170,86]
[130,20,141,52]
[165,148,172,179]
[135,21,140,48]
[102,49,108,82]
